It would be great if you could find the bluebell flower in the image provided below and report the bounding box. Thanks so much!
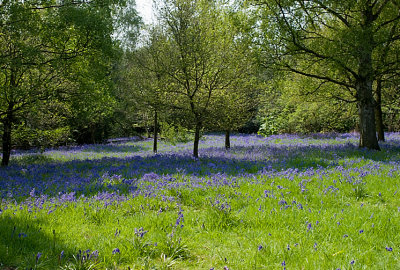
[112,248,120,254]
[386,247,393,251]
[18,233,27,238]
[90,250,99,260]
[278,200,287,205]
[134,227,148,238]
[36,252,42,262]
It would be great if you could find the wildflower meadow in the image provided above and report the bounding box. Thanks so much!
[0,133,399,269]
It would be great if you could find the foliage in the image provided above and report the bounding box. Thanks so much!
[253,0,400,149]
[0,0,142,164]
[257,74,358,135]
[160,122,194,145]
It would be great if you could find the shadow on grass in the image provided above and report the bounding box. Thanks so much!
[0,215,72,270]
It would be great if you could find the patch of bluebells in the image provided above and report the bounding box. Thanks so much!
[1,132,400,228]
[210,195,231,213]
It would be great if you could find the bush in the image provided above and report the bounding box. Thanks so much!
[13,125,72,150]
[160,122,194,145]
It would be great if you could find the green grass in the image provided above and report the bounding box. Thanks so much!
[1,134,400,269]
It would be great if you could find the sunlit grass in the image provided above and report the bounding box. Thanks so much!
[1,133,400,269]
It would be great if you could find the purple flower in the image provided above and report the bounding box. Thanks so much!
[359,229,364,234]
[36,252,42,262]
[134,227,148,238]
[307,222,312,231]
[350,260,355,265]
[258,245,263,251]
[18,233,27,238]
[282,260,286,266]
[386,247,393,251]
[60,250,64,259]
[112,248,120,254]
[278,200,287,205]
[90,250,99,260]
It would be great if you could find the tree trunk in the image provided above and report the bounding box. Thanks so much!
[356,78,380,150]
[356,14,380,151]
[225,129,231,150]
[1,106,13,167]
[374,79,385,141]
[193,122,201,158]
[153,110,158,154]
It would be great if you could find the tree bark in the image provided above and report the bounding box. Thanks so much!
[356,78,380,150]
[374,79,385,141]
[153,110,158,154]
[356,10,380,151]
[193,122,201,158]
[225,129,231,150]
[1,105,13,167]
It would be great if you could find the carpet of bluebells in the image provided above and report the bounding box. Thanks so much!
[1,133,400,269]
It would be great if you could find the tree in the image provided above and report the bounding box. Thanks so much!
[117,26,170,153]
[156,0,253,157]
[254,0,400,150]
[0,0,131,166]
[206,6,261,149]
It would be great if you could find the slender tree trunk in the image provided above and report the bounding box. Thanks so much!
[225,129,231,150]
[1,105,13,167]
[153,110,158,154]
[374,79,385,141]
[193,122,201,158]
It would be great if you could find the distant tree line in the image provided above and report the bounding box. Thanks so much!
[1,0,400,165]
